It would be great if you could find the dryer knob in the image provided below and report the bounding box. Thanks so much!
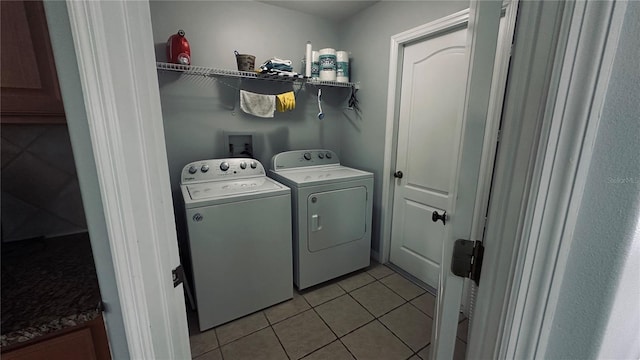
[318,153,325,159]
[200,164,209,172]
[219,162,230,171]
[304,152,312,160]
[250,161,257,169]
[325,152,332,159]
[240,161,247,169]
[188,166,198,174]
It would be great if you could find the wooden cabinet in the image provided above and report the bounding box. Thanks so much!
[0,0,65,123]
[1,317,111,360]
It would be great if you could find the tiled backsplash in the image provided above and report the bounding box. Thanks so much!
[1,125,87,241]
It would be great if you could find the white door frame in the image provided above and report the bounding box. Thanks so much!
[490,1,629,358]
[63,1,190,358]
[379,2,516,266]
[468,0,629,358]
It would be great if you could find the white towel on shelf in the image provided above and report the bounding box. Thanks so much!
[240,90,276,118]
[268,57,293,66]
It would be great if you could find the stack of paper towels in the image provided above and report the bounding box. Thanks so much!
[309,47,349,82]
[336,51,349,83]
[319,48,337,81]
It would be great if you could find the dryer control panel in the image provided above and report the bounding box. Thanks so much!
[271,149,339,170]
[181,158,265,184]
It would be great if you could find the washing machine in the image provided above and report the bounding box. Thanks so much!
[181,158,292,331]
[269,149,373,290]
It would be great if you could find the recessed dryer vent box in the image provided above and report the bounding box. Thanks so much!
[224,132,254,158]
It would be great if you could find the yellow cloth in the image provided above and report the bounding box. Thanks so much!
[276,91,296,112]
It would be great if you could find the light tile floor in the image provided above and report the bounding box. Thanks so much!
[188,262,469,360]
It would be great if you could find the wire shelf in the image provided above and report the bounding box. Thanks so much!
[156,62,358,88]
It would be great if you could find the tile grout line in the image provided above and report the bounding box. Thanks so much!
[275,290,312,360]
[266,294,313,327]
[366,267,396,282]
[268,294,313,360]
[407,299,435,320]
[269,323,292,360]
[349,279,409,319]
[309,289,380,359]
[300,283,346,308]
[337,338,358,360]
[343,286,419,358]
[362,274,433,357]
[308,305,342,357]
[379,271,470,356]
[214,327,223,360]
[376,312,422,356]
[213,312,271,352]
[218,344,225,360]
[378,275,426,303]
[294,278,371,358]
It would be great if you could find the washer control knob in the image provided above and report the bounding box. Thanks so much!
[200,164,209,173]
[240,161,247,169]
[325,152,332,159]
[188,166,198,174]
[219,162,230,171]
[318,153,325,159]
[304,152,312,160]
[250,161,257,169]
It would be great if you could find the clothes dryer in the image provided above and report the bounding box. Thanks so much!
[181,158,292,331]
[269,150,373,290]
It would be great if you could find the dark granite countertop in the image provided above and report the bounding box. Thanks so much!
[1,233,102,348]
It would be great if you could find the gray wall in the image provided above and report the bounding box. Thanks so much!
[149,0,352,244]
[543,2,640,359]
[43,2,130,358]
[1,125,87,241]
[338,1,468,252]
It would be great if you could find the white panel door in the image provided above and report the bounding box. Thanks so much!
[390,27,468,289]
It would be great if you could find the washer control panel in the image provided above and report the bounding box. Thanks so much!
[271,149,339,170]
[181,158,264,184]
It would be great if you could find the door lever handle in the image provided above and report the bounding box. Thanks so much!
[432,210,447,226]
[394,171,403,179]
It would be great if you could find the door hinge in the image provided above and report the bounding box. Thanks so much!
[172,264,185,288]
[451,239,484,285]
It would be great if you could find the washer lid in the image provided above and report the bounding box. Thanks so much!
[185,177,285,200]
[271,165,372,186]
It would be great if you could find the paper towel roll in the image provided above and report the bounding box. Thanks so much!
[319,48,337,81]
[336,51,349,83]
[311,51,320,79]
[305,41,312,77]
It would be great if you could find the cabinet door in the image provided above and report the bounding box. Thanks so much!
[1,0,65,123]
[2,328,96,360]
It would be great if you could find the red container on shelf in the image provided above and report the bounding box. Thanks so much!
[166,29,191,65]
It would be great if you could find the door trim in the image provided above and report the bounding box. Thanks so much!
[466,0,630,358]
[494,1,629,358]
[64,1,190,358]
